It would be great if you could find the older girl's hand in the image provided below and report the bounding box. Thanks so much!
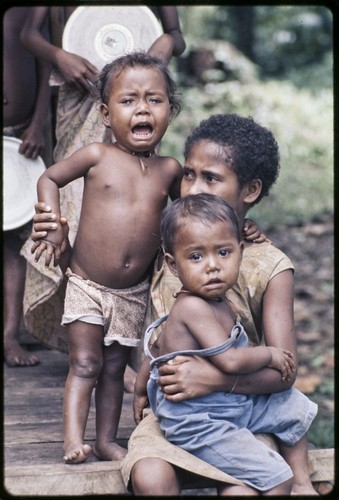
[157,355,228,402]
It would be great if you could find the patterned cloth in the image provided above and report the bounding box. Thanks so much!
[62,269,150,347]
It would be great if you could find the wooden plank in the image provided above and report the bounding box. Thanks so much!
[4,441,129,466]
[4,462,129,496]
[308,448,335,482]
[4,448,334,496]
[3,345,335,496]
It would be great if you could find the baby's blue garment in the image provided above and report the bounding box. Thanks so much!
[145,316,317,492]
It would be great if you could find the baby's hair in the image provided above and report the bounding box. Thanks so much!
[184,114,280,205]
[161,193,241,255]
[93,51,181,116]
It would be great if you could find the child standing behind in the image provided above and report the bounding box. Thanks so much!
[33,52,182,464]
[134,193,318,496]
[4,7,51,368]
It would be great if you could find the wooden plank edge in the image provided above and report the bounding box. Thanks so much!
[4,448,334,497]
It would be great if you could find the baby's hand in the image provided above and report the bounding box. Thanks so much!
[267,347,296,382]
[133,393,149,425]
[243,218,268,243]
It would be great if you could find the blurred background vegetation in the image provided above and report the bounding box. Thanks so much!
[162,4,333,225]
[162,4,334,450]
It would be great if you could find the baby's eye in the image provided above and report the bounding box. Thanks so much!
[190,253,202,262]
[219,249,230,257]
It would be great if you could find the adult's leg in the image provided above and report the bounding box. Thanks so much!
[63,320,103,463]
[131,458,181,495]
[94,342,132,460]
[4,230,39,367]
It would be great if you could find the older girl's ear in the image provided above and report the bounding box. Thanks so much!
[243,179,262,205]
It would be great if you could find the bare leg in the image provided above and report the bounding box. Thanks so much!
[280,435,319,495]
[63,321,103,464]
[219,479,292,496]
[131,458,181,495]
[4,231,39,367]
[93,342,131,460]
[219,485,259,496]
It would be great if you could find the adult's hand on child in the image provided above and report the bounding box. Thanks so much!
[31,202,69,264]
[157,355,227,402]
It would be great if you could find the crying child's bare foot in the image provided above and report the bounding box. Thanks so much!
[93,441,127,461]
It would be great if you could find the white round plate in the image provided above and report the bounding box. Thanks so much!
[3,136,46,230]
[62,6,162,70]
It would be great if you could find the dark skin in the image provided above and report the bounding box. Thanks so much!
[34,63,182,464]
[21,4,186,391]
[30,138,300,490]
[3,7,51,367]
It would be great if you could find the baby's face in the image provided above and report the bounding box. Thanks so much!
[181,140,245,215]
[170,218,242,301]
[102,66,172,154]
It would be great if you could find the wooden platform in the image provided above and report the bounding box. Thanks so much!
[3,339,335,497]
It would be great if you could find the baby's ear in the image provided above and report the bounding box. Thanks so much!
[100,103,111,128]
[164,252,179,277]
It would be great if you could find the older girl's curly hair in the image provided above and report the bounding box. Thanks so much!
[184,114,280,205]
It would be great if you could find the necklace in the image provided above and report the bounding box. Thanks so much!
[113,142,155,173]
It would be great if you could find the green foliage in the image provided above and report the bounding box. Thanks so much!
[177,5,333,89]
[162,78,333,225]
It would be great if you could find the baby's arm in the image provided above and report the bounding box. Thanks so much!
[133,358,151,424]
[212,344,294,379]
[178,298,294,378]
[266,346,296,382]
